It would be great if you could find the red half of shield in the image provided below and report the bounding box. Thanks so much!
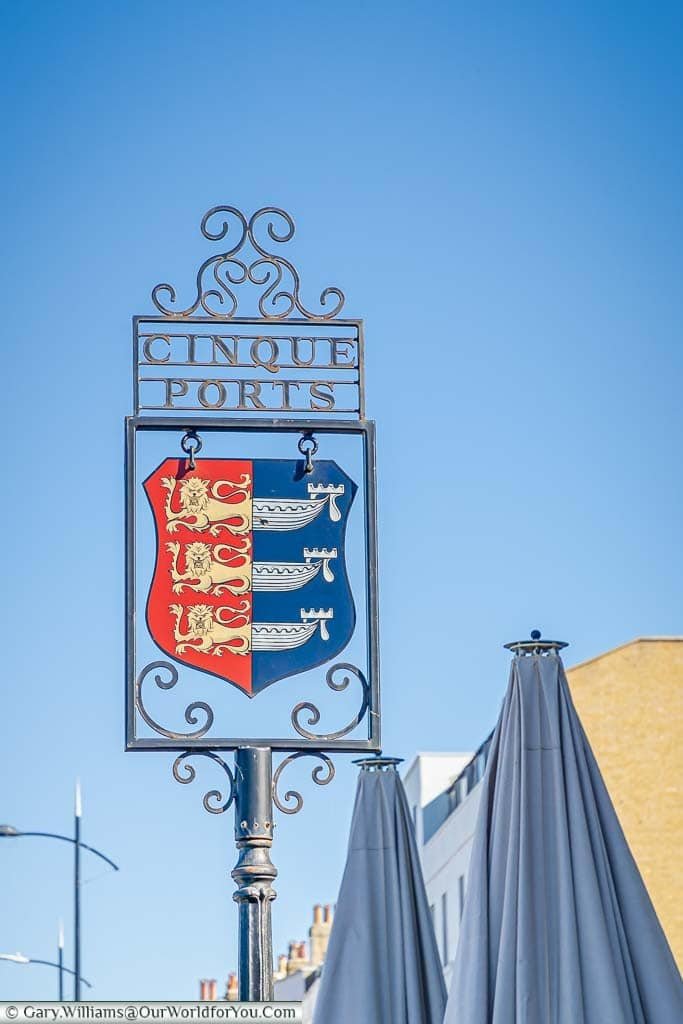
[143,457,255,695]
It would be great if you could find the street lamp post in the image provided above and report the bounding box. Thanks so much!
[0,782,118,1001]
[232,748,277,1001]
[0,952,91,995]
[74,782,81,1003]
[58,922,64,1002]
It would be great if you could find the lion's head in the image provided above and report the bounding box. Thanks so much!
[187,604,214,635]
[179,477,209,513]
[185,542,212,575]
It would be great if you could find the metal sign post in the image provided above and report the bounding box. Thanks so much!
[232,747,277,1001]
[125,207,381,999]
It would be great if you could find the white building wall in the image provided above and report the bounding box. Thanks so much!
[421,780,483,988]
[402,753,472,849]
[274,973,306,1001]
[403,751,490,988]
[274,971,319,1023]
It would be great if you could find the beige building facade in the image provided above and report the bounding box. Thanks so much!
[567,637,682,967]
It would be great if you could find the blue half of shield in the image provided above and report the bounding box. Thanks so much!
[251,459,357,694]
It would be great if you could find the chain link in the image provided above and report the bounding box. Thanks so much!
[180,430,203,470]
[297,433,318,474]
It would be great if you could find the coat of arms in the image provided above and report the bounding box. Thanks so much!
[144,458,356,696]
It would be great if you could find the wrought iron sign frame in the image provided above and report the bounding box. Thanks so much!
[125,413,380,754]
[126,207,381,751]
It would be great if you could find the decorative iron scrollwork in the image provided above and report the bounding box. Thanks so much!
[135,661,214,740]
[172,750,236,814]
[151,206,346,321]
[272,752,335,815]
[291,662,369,741]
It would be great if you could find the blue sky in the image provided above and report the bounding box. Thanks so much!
[1,0,682,1002]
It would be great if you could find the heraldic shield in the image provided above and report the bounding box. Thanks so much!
[144,458,357,697]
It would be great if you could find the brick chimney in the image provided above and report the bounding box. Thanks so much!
[225,973,238,1001]
[310,903,334,966]
[199,979,218,1001]
[286,939,309,974]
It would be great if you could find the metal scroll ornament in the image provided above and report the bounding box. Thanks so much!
[291,663,370,742]
[135,663,368,745]
[151,206,346,321]
[135,659,370,816]
[135,659,369,747]
[172,751,236,814]
[135,661,215,741]
[272,752,335,816]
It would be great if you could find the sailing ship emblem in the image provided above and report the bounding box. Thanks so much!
[144,458,356,696]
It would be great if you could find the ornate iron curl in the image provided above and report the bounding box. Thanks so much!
[151,206,345,321]
[172,750,236,814]
[135,661,214,740]
[272,752,335,816]
[291,662,369,741]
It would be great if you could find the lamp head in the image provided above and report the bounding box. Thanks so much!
[0,825,20,837]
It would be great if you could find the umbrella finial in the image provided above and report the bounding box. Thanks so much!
[352,753,405,772]
[504,630,568,656]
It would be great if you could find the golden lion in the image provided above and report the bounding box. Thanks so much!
[162,474,251,536]
[167,540,252,596]
[170,600,251,656]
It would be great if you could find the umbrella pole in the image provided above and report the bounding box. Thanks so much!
[232,746,277,1001]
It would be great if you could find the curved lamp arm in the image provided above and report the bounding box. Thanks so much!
[4,831,119,873]
[28,959,93,988]
[0,954,92,988]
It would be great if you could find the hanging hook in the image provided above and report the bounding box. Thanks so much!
[298,433,318,474]
[181,430,203,471]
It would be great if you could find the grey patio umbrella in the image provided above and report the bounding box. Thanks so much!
[313,758,447,1024]
[445,635,682,1024]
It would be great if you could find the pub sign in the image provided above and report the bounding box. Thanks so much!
[126,207,379,753]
